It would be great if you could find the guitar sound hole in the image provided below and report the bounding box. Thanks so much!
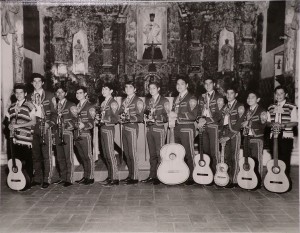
[169,153,176,160]
[199,160,206,167]
[243,164,250,171]
[12,167,18,173]
[219,167,224,172]
[272,166,281,174]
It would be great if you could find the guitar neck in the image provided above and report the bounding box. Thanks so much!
[9,137,16,167]
[244,135,249,164]
[220,143,225,163]
[169,128,175,143]
[199,132,203,160]
[273,137,279,167]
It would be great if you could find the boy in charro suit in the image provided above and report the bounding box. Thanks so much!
[28,73,56,189]
[74,86,96,185]
[172,77,199,186]
[197,77,224,175]
[119,81,144,185]
[267,86,298,180]
[49,85,77,187]
[96,83,120,187]
[241,91,267,183]
[142,82,169,185]
[219,86,245,188]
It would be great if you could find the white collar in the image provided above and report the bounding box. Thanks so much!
[127,94,135,100]
[17,99,25,106]
[277,100,286,107]
[228,99,236,106]
[34,89,43,96]
[152,94,159,101]
[180,90,188,98]
[59,98,66,105]
[250,104,257,111]
[207,90,214,95]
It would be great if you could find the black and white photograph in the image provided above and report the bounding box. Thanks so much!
[0,0,299,232]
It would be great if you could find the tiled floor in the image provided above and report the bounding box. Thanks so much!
[0,166,298,233]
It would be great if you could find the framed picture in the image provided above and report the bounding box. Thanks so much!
[274,53,284,76]
[137,6,167,61]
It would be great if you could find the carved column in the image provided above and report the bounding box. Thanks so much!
[116,15,126,76]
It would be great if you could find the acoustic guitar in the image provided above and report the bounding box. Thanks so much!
[214,140,230,187]
[157,111,190,185]
[7,122,29,191]
[237,128,258,190]
[193,125,213,185]
[264,125,290,193]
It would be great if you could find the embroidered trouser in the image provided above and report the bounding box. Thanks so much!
[122,123,139,180]
[32,121,53,184]
[55,130,74,183]
[14,144,33,186]
[248,137,264,180]
[101,126,118,180]
[202,124,219,173]
[147,125,166,178]
[75,132,94,179]
[174,124,195,180]
[222,131,241,184]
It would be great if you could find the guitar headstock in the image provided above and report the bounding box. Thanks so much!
[243,127,249,136]
[168,111,177,129]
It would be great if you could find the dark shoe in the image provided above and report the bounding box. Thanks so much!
[83,178,94,185]
[102,180,119,187]
[141,177,155,183]
[63,182,73,187]
[75,177,86,184]
[124,179,138,185]
[53,179,64,185]
[152,179,161,185]
[120,177,131,183]
[99,178,112,185]
[41,182,50,189]
[31,181,41,187]
[184,180,195,186]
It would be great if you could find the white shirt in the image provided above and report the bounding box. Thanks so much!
[223,99,236,125]
[179,90,188,99]
[203,91,214,117]
[248,104,257,136]
[33,90,44,118]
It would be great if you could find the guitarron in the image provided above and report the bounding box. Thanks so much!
[214,140,230,187]
[7,120,28,191]
[264,125,290,193]
[237,128,258,190]
[193,125,213,185]
[157,111,190,185]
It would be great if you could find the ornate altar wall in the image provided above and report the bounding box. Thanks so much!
[42,2,265,104]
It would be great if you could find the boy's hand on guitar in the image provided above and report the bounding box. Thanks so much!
[197,118,206,128]
[9,124,17,130]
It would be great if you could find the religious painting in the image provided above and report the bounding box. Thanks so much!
[218,28,234,73]
[72,30,88,75]
[137,6,167,61]
[274,53,284,76]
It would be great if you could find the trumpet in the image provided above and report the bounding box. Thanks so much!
[74,113,82,141]
[95,107,105,127]
[144,108,155,126]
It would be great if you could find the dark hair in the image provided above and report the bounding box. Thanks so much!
[54,84,68,93]
[148,81,161,89]
[176,76,189,85]
[274,85,287,94]
[125,81,136,88]
[102,82,114,91]
[203,77,215,83]
[247,90,261,98]
[226,86,238,93]
[76,86,87,93]
[31,73,45,82]
[14,83,27,93]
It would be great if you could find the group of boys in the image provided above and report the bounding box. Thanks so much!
[7,73,298,191]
